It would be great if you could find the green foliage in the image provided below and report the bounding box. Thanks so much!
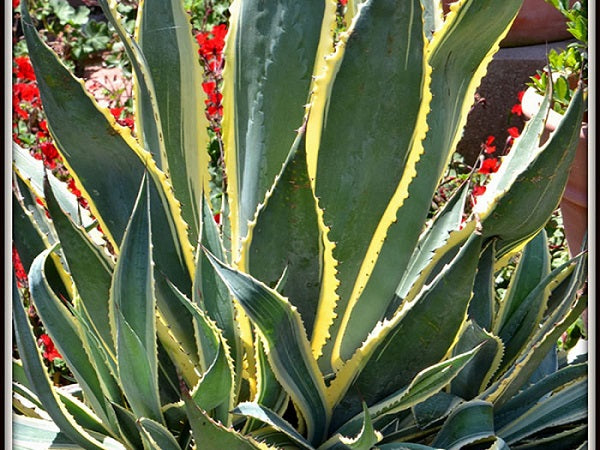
[529,0,587,113]
[12,0,587,448]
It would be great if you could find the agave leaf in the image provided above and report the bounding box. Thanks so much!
[243,336,289,433]
[44,176,115,354]
[203,249,330,444]
[307,0,430,368]
[168,279,235,423]
[494,362,587,430]
[181,388,267,450]
[412,391,463,431]
[12,189,48,274]
[247,125,321,340]
[70,302,122,404]
[222,0,325,258]
[13,142,88,229]
[450,321,503,400]
[329,233,482,427]
[506,424,587,449]
[324,0,524,369]
[196,196,243,391]
[376,444,443,450]
[29,248,116,430]
[320,403,382,450]
[137,418,182,450]
[96,0,165,165]
[468,240,496,330]
[21,0,196,302]
[482,250,587,408]
[475,86,585,255]
[335,347,480,439]
[20,0,145,249]
[12,274,113,450]
[136,0,211,243]
[110,174,162,423]
[393,182,470,308]
[430,400,495,450]
[12,414,126,450]
[494,230,550,372]
[233,402,314,450]
[13,383,46,420]
[497,379,587,444]
[109,403,144,449]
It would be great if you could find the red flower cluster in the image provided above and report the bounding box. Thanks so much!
[109,107,135,130]
[12,246,27,288]
[510,90,525,116]
[13,57,41,121]
[482,135,496,154]
[38,334,63,363]
[196,24,228,131]
[202,81,223,118]
[472,185,486,197]
[196,24,227,72]
[479,157,501,175]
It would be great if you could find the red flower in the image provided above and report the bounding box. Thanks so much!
[13,0,20,8]
[214,213,221,224]
[13,82,39,102]
[340,0,348,4]
[517,90,525,102]
[39,120,48,132]
[479,158,501,174]
[202,81,216,94]
[38,334,63,362]
[14,56,36,82]
[507,127,520,138]
[211,24,228,43]
[482,135,496,154]
[67,178,82,197]
[40,142,60,168]
[12,246,27,288]
[511,103,522,116]
[472,185,486,196]
[109,107,124,120]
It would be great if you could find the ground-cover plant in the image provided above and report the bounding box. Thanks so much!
[13,0,588,449]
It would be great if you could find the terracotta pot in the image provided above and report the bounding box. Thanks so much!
[521,86,588,256]
[442,0,572,47]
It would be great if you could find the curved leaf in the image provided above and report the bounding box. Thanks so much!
[497,380,587,444]
[136,0,212,243]
[430,400,495,450]
[247,127,321,340]
[29,249,114,430]
[110,174,162,422]
[204,249,330,444]
[12,273,110,450]
[450,321,503,400]
[329,233,482,428]
[222,0,325,257]
[233,402,314,450]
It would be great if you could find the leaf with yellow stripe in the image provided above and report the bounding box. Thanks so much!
[222,0,325,260]
[136,0,212,244]
[329,0,524,369]
[328,233,482,430]
[204,249,330,444]
[307,0,430,369]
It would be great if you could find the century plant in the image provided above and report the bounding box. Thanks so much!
[12,0,588,448]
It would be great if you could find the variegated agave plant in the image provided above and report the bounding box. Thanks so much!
[12,0,588,448]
